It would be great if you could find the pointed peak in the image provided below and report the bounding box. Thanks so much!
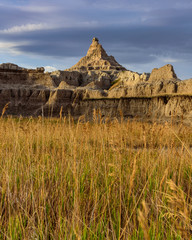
[67,38,126,72]
[92,37,99,43]
[86,37,107,58]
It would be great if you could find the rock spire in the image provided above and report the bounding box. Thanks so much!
[67,37,126,71]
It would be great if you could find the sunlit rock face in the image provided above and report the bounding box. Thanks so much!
[67,37,126,71]
[148,64,177,82]
[0,38,192,123]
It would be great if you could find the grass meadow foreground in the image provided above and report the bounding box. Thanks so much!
[0,115,192,239]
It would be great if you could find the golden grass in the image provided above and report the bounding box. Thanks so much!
[0,115,192,239]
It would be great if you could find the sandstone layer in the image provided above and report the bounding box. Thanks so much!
[0,38,192,123]
[67,38,126,71]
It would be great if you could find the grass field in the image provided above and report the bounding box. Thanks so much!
[0,113,192,239]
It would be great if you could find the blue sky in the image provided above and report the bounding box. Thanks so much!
[0,0,192,79]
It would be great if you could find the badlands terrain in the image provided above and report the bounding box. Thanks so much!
[1,38,192,239]
[0,37,192,122]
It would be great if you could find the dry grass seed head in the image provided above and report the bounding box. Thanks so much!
[138,200,150,240]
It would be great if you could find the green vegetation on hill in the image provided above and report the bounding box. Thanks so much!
[0,115,192,239]
[109,78,121,90]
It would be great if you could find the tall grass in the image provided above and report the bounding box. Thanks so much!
[0,115,192,239]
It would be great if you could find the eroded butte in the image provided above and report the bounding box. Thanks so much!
[1,38,192,123]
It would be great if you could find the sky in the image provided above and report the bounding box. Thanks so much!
[0,0,192,79]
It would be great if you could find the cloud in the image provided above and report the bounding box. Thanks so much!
[44,66,57,72]
[0,0,192,79]
[0,23,52,34]
[0,42,17,48]
[1,24,192,65]
[0,41,30,55]
[17,5,58,13]
[161,58,180,63]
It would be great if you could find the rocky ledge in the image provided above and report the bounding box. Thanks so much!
[0,38,192,123]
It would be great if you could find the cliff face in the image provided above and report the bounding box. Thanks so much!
[0,39,192,122]
[2,88,192,125]
[72,96,192,121]
[0,63,55,87]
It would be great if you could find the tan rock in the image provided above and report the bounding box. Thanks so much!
[1,41,192,122]
[79,88,107,99]
[57,81,76,89]
[67,38,126,71]
[36,67,45,73]
[0,64,55,87]
[148,64,177,82]
[51,70,82,87]
[177,79,192,94]
[0,63,22,70]
[80,71,111,89]
[112,70,149,87]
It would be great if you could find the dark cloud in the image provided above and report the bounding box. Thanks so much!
[0,7,26,28]
[1,24,191,65]
[0,6,47,29]
[1,0,192,78]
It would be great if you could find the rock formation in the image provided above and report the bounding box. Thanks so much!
[0,38,192,123]
[148,64,177,82]
[67,37,126,71]
[0,63,54,87]
[0,63,23,70]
